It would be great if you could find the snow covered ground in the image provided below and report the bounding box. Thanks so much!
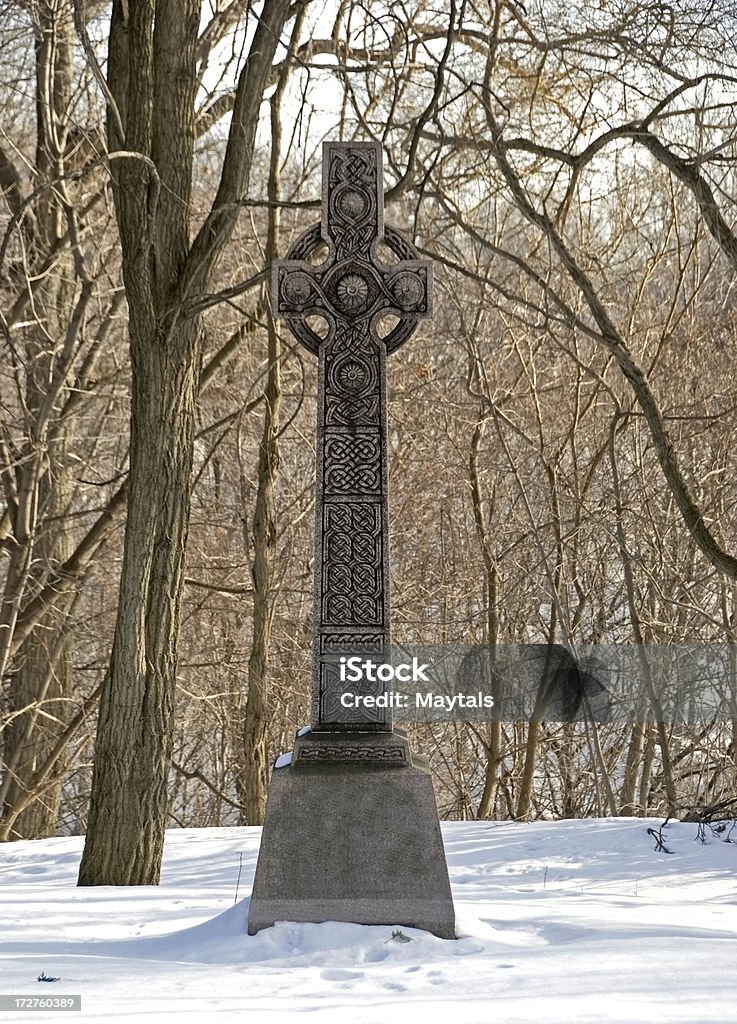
[0,817,735,1023]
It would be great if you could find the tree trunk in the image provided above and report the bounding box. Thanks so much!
[240,3,306,825]
[79,320,201,883]
[516,719,541,820]
[468,403,503,820]
[620,721,647,816]
[79,0,203,884]
[78,0,292,885]
[609,414,678,815]
[2,1,77,840]
[242,105,284,825]
[3,482,75,839]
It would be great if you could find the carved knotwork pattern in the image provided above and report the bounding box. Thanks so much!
[320,632,385,652]
[325,329,381,426]
[314,631,388,730]
[295,744,409,762]
[327,148,380,260]
[324,434,381,495]
[323,503,383,626]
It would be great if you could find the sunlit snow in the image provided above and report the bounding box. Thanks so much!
[1,818,735,1022]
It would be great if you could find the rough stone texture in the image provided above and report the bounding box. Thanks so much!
[248,738,456,939]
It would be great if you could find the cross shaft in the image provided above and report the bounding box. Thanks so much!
[273,142,431,731]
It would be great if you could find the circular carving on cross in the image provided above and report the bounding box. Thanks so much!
[336,187,370,221]
[337,357,370,392]
[335,273,370,314]
[391,272,424,312]
[281,271,314,309]
[329,352,376,398]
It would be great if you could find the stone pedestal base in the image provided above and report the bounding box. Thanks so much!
[247,732,455,939]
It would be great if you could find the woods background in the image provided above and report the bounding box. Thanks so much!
[1,0,736,874]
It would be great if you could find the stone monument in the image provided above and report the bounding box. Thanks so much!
[247,141,455,939]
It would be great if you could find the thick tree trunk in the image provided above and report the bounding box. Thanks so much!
[78,0,203,884]
[78,0,293,884]
[79,320,202,883]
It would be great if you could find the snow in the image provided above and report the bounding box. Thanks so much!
[1,818,735,1023]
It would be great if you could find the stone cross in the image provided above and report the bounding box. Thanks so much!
[250,164,453,936]
[272,141,431,733]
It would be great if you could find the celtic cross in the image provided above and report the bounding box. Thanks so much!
[272,141,432,732]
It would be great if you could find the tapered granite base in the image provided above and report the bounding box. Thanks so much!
[247,732,455,939]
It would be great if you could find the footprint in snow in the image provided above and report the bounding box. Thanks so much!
[381,981,407,992]
[320,969,363,982]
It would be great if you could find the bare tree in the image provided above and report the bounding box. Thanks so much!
[0,0,125,840]
[78,0,295,885]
